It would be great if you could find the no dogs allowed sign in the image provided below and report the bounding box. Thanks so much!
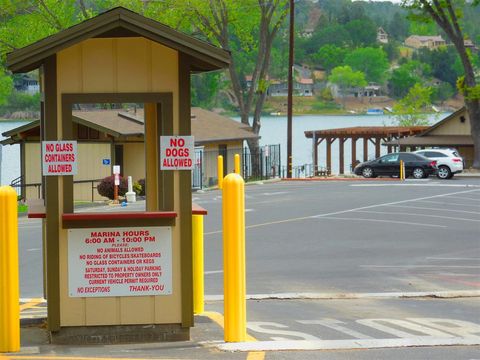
[160,136,195,170]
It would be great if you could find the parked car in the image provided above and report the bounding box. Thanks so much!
[413,148,464,179]
[354,152,437,179]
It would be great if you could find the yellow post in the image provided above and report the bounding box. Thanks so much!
[192,214,204,314]
[234,154,240,175]
[217,155,224,190]
[0,186,20,353]
[400,160,405,181]
[222,173,246,342]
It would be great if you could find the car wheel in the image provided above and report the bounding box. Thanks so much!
[362,167,374,178]
[437,165,452,180]
[412,167,425,179]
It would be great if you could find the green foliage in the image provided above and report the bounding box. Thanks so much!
[389,60,430,98]
[344,18,377,47]
[0,91,40,114]
[191,72,224,109]
[329,66,367,90]
[413,47,462,88]
[344,47,389,83]
[311,45,347,73]
[133,182,142,196]
[392,83,432,126]
[319,87,334,102]
[0,69,13,106]
[431,82,455,103]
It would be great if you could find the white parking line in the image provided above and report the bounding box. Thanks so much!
[416,200,480,207]
[319,216,447,228]
[351,183,480,188]
[387,204,480,215]
[360,265,480,269]
[355,210,480,222]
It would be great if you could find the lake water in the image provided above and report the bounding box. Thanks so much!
[0,113,444,185]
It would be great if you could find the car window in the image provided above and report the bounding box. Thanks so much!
[380,154,399,163]
[426,151,448,158]
[416,151,426,156]
[400,153,419,161]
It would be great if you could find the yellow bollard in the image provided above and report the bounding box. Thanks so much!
[222,173,246,342]
[0,186,20,353]
[217,155,224,190]
[400,160,405,181]
[234,154,240,175]
[192,214,204,314]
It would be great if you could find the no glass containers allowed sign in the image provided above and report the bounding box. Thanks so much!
[160,136,195,170]
[42,140,78,176]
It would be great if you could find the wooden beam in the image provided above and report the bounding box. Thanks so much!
[312,133,318,173]
[326,138,333,171]
[375,137,381,158]
[351,138,357,172]
[363,137,368,161]
[339,138,345,174]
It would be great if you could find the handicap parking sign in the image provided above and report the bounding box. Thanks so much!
[102,159,111,165]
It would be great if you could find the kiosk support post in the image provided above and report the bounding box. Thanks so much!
[192,214,204,314]
[0,186,20,353]
[217,155,224,189]
[222,173,246,342]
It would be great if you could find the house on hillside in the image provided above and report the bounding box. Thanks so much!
[267,78,314,97]
[405,35,446,50]
[330,83,382,98]
[384,107,475,167]
[1,108,259,200]
[377,27,389,44]
[13,74,40,95]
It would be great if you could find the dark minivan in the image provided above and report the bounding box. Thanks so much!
[354,152,437,179]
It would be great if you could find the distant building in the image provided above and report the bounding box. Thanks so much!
[267,78,314,97]
[464,39,478,52]
[13,74,39,95]
[405,35,446,50]
[377,27,389,44]
[329,83,382,98]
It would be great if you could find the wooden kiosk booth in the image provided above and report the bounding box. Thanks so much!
[7,7,229,343]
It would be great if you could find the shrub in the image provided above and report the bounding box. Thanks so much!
[97,175,128,200]
[133,181,142,196]
[137,178,146,196]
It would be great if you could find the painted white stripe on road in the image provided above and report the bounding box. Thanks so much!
[319,216,447,228]
[298,319,373,339]
[218,337,480,352]
[355,210,480,222]
[360,265,480,269]
[387,204,480,215]
[204,290,480,302]
[205,270,223,275]
[204,188,480,235]
[351,183,480,188]
[416,200,480,207]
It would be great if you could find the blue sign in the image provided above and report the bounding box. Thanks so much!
[102,159,111,165]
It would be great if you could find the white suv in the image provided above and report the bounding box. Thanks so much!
[413,148,464,179]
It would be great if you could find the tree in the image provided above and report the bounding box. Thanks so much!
[344,47,389,83]
[389,60,430,98]
[392,83,432,126]
[344,18,377,47]
[0,69,13,106]
[311,45,347,73]
[328,65,367,104]
[402,0,480,168]
[179,0,289,162]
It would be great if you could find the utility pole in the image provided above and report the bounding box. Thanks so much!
[287,0,294,178]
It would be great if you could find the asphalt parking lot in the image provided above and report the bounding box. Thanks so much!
[16,177,480,359]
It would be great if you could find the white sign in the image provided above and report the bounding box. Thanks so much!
[160,136,195,170]
[68,227,172,297]
[113,165,121,174]
[42,141,78,176]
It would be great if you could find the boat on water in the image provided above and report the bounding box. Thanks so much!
[366,108,384,115]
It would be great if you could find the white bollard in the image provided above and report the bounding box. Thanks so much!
[126,176,136,203]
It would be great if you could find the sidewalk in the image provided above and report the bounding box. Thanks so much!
[15,302,241,360]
